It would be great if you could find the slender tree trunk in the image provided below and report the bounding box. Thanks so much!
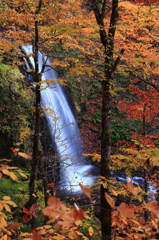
[101,78,112,239]
[28,1,43,205]
[90,0,121,238]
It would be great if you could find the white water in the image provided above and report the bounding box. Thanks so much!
[23,45,95,193]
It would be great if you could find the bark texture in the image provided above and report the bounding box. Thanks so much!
[90,0,122,238]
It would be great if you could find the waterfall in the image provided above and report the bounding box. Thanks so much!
[23,45,96,193]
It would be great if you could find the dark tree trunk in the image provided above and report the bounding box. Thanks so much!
[28,1,43,206]
[101,79,112,239]
[90,0,122,239]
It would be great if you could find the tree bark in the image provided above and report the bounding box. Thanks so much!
[28,1,43,206]
[90,0,121,239]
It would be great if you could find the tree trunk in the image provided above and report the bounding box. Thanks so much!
[90,0,121,238]
[101,78,112,239]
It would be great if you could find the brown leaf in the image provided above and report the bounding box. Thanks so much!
[42,206,62,219]
[32,229,43,240]
[104,192,115,208]
[30,204,40,214]
[145,201,159,219]
[47,196,61,208]
[79,183,92,201]
[118,202,134,218]
[18,152,31,159]
[71,203,85,221]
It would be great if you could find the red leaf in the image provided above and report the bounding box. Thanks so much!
[23,207,30,214]
[71,203,85,221]
[32,229,42,240]
[30,204,40,214]
[48,183,55,187]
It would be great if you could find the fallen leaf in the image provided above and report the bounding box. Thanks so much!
[32,229,42,240]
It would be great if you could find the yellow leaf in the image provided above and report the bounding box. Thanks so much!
[1,169,10,176]
[88,226,94,236]
[18,171,27,178]
[9,172,18,181]
[18,152,31,159]
[3,196,10,201]
[0,234,8,240]
[75,220,82,226]
[0,203,3,211]
[6,201,17,207]
[3,204,11,212]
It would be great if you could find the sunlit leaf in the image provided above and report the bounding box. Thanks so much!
[18,152,31,159]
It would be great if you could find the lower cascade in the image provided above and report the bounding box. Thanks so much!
[23,45,96,193]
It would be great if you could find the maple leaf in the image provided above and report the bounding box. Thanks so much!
[22,204,40,222]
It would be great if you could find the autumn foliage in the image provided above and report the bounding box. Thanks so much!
[1,0,159,239]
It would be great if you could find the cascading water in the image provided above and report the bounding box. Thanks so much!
[23,45,96,193]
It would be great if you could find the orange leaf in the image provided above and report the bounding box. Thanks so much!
[32,229,43,240]
[79,183,92,201]
[18,152,31,159]
[126,177,141,195]
[104,192,115,208]
[145,201,159,212]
